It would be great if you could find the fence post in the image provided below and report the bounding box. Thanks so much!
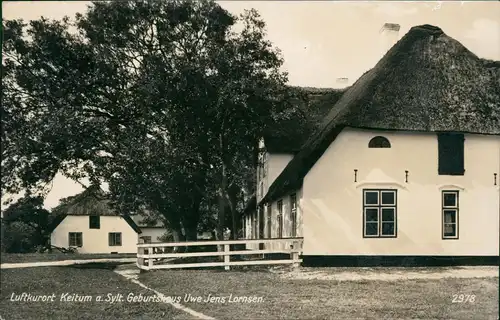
[148,245,154,269]
[224,244,230,271]
[291,240,300,270]
[137,238,144,269]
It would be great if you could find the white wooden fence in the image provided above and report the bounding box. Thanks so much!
[136,238,303,271]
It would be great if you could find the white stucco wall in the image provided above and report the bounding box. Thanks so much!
[302,127,500,256]
[257,151,294,202]
[50,215,138,254]
[267,153,294,192]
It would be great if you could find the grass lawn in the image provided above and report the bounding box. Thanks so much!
[1,253,136,264]
[139,269,499,320]
[0,265,190,320]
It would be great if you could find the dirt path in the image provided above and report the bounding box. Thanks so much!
[114,263,215,320]
[0,258,136,269]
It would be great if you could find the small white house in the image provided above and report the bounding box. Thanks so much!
[130,214,168,244]
[243,24,500,266]
[49,186,169,254]
[50,213,141,254]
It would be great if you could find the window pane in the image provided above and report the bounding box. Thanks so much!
[443,193,457,207]
[381,192,395,205]
[277,215,283,237]
[290,194,297,210]
[381,208,395,222]
[444,223,456,237]
[369,136,391,148]
[365,208,378,222]
[365,191,379,205]
[70,233,82,247]
[365,222,378,236]
[381,222,395,235]
[443,210,456,223]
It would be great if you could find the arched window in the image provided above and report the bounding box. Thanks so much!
[369,136,391,148]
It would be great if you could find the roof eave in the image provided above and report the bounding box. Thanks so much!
[122,215,142,234]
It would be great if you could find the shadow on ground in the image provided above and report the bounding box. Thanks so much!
[67,261,132,270]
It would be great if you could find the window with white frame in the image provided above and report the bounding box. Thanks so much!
[69,232,83,247]
[109,232,122,246]
[266,204,272,238]
[290,193,297,237]
[262,153,267,177]
[277,199,283,238]
[257,152,263,180]
[257,151,267,181]
[363,189,397,238]
[442,191,459,239]
[253,211,258,239]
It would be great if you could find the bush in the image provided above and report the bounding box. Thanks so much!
[1,220,41,253]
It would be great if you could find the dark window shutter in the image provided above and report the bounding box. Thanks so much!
[438,133,465,175]
[89,216,100,229]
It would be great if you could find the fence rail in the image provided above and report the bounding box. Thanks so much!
[136,238,303,271]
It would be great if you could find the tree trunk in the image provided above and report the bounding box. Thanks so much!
[171,228,184,242]
[216,162,228,257]
[217,188,225,256]
[170,222,186,253]
[184,226,197,242]
[184,184,203,243]
[227,184,239,240]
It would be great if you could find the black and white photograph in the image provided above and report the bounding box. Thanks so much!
[1,1,499,319]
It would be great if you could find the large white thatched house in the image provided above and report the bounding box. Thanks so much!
[242,24,500,267]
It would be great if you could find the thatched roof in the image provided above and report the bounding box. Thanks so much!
[262,24,500,203]
[49,186,141,233]
[263,87,347,153]
[52,185,115,216]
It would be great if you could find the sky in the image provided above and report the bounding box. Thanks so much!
[2,1,499,209]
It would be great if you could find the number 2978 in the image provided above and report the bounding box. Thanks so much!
[452,294,476,303]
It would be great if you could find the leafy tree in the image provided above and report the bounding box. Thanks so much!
[2,0,290,242]
[1,196,51,252]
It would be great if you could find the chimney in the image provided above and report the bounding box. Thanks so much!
[379,23,400,57]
